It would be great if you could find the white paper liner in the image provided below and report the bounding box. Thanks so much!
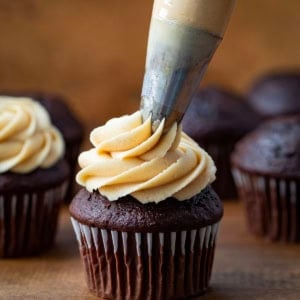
[71,219,219,254]
[71,218,220,299]
[232,168,299,242]
[0,181,68,257]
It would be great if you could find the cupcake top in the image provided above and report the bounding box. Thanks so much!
[0,97,65,174]
[0,91,84,144]
[36,93,84,143]
[248,72,300,118]
[70,186,222,232]
[231,115,300,179]
[182,86,261,143]
[76,111,216,204]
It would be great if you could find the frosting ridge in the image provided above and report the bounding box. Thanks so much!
[0,97,65,173]
[77,111,216,203]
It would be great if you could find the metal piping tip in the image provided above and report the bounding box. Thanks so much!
[140,20,221,132]
[140,0,235,132]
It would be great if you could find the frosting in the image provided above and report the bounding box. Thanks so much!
[152,0,235,37]
[77,111,216,203]
[0,97,65,173]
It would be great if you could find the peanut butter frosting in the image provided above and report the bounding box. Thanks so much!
[77,111,216,203]
[0,97,65,173]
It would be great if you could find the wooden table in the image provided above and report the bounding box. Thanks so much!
[0,201,299,299]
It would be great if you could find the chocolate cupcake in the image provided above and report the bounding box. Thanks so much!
[70,111,223,299]
[0,91,84,202]
[182,86,261,199]
[248,72,300,118]
[0,97,69,257]
[231,115,300,243]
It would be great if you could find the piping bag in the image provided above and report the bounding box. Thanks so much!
[140,0,235,131]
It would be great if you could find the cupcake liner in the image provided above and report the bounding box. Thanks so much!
[232,168,300,242]
[71,218,220,300]
[0,182,68,257]
[205,142,237,199]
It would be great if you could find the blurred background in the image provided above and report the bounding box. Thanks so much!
[0,0,299,127]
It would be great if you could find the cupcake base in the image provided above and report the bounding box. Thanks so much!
[0,182,68,257]
[232,168,300,243]
[71,218,219,300]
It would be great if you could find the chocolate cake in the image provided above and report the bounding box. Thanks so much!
[0,91,84,201]
[182,86,261,198]
[248,72,300,118]
[0,97,70,257]
[0,160,69,193]
[231,115,300,242]
[70,186,222,232]
[70,186,223,299]
[70,110,222,299]
[0,161,69,257]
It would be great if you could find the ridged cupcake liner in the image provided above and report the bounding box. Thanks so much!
[71,218,220,300]
[205,142,237,199]
[0,182,68,257]
[232,168,300,242]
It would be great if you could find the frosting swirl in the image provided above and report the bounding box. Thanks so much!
[0,97,65,173]
[76,111,216,203]
[77,111,216,204]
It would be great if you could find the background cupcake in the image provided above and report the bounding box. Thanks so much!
[182,86,261,199]
[247,72,300,119]
[0,97,69,257]
[70,111,223,299]
[0,91,84,202]
[231,115,300,243]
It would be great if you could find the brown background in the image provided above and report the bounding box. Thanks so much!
[0,0,300,127]
[0,1,300,299]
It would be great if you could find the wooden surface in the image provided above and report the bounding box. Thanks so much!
[0,202,299,299]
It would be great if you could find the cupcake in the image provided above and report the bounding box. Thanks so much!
[0,91,84,201]
[231,115,300,243]
[70,111,223,299]
[248,72,300,119]
[182,86,261,199]
[0,97,69,257]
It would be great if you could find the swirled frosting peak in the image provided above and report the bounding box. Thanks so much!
[77,111,216,203]
[0,97,65,173]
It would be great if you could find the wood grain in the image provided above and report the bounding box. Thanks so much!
[0,202,299,299]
